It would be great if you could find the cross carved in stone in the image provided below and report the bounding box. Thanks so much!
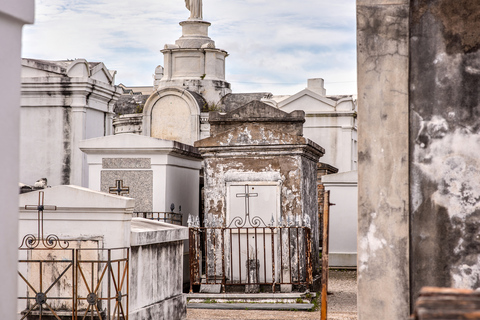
[109,180,130,196]
[236,185,258,218]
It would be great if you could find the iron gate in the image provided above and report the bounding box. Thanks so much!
[18,247,129,320]
[188,214,313,293]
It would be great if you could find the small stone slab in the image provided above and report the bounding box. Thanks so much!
[187,303,314,311]
[199,284,221,293]
[280,284,293,293]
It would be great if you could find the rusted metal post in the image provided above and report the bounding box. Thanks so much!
[271,227,276,292]
[321,190,331,320]
[263,228,267,285]
[204,228,209,284]
[73,249,77,320]
[296,227,300,283]
[213,227,217,285]
[279,227,283,283]
[306,228,312,284]
[221,228,226,293]
[230,229,234,284]
[126,248,129,320]
[189,228,195,293]
[107,249,111,320]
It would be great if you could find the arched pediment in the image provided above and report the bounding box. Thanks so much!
[143,87,203,145]
[66,59,90,78]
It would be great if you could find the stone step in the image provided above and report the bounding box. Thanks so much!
[187,303,315,311]
[187,292,307,300]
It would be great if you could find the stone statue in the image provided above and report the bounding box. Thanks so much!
[185,0,202,20]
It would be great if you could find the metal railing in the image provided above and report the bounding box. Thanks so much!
[18,247,129,320]
[133,212,183,225]
[189,225,312,293]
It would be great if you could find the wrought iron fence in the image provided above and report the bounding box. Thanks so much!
[133,212,183,225]
[18,247,129,320]
[189,224,312,293]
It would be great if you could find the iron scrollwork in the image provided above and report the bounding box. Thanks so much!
[19,191,69,249]
[227,184,269,228]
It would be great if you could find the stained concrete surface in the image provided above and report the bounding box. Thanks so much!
[186,270,357,320]
[356,1,410,319]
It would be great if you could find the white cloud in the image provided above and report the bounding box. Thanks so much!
[22,0,356,95]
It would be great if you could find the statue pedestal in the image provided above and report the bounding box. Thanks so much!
[175,20,215,49]
[158,19,231,104]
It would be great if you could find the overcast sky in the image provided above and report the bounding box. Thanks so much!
[22,0,356,96]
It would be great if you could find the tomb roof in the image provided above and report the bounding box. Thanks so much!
[217,93,272,112]
[21,58,116,84]
[80,133,202,159]
[19,185,134,210]
[208,100,305,137]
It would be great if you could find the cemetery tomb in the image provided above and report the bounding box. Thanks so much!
[193,100,324,293]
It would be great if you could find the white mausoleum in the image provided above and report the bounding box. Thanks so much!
[20,59,121,187]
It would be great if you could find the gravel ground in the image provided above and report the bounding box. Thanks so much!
[186,270,357,320]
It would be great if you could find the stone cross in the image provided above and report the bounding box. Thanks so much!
[109,180,130,196]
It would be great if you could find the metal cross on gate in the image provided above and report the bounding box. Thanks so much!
[19,191,69,249]
[226,184,262,228]
[109,180,130,196]
[236,184,258,217]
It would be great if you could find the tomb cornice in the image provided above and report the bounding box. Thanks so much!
[80,146,201,159]
[79,134,202,159]
[196,143,324,162]
[304,111,357,117]
[21,78,121,110]
[21,77,118,91]
[161,47,227,55]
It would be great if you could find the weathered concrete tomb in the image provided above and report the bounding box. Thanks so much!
[194,101,324,291]
[17,186,187,319]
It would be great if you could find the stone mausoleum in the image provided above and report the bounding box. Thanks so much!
[20,58,121,187]
[194,100,325,287]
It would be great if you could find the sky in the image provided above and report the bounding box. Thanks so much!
[22,0,357,96]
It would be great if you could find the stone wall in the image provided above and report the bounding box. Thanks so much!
[357,0,410,319]
[358,0,480,318]
[409,0,480,304]
[316,163,338,248]
[129,219,188,320]
[322,171,358,267]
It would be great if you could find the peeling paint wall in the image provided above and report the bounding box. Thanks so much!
[410,0,480,303]
[358,0,480,318]
[203,156,304,220]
